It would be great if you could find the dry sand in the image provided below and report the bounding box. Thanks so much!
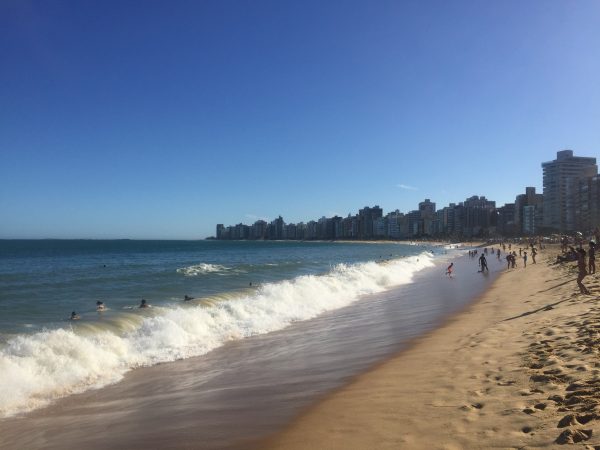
[260,245,600,449]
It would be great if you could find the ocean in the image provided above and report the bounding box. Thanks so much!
[0,239,497,448]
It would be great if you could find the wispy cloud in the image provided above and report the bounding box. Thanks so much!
[245,213,269,222]
[396,183,418,191]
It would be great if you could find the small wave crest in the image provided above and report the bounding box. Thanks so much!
[176,263,229,276]
[0,253,434,418]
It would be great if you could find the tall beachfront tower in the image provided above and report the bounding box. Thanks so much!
[542,150,597,232]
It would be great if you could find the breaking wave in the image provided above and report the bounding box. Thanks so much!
[0,253,434,418]
[176,263,229,276]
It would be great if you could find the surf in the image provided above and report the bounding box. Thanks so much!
[0,252,434,418]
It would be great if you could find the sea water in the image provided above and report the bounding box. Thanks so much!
[0,239,447,419]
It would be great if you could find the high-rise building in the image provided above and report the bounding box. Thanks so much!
[542,150,597,232]
[497,203,516,236]
[418,199,436,236]
[358,206,383,239]
[251,220,267,239]
[576,175,600,232]
[216,224,224,239]
[461,196,495,237]
[385,210,404,239]
[515,187,543,235]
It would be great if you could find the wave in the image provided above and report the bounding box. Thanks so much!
[176,263,229,276]
[0,253,434,418]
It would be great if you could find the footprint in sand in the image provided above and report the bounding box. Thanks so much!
[557,413,597,428]
[555,428,593,444]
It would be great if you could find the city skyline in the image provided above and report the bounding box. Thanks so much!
[217,150,600,240]
[1,1,599,239]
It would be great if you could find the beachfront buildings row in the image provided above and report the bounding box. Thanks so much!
[216,150,600,240]
[217,197,502,240]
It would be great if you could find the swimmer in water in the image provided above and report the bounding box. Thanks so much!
[70,311,81,320]
[96,301,106,311]
[139,299,150,308]
[184,295,193,301]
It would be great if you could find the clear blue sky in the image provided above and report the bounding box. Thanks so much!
[1,0,599,239]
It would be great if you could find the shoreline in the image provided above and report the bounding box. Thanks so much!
[0,250,500,449]
[258,245,600,449]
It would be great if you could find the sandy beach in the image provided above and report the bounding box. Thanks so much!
[261,245,600,449]
[3,244,599,450]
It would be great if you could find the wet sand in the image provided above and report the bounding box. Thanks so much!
[261,245,600,449]
[0,252,499,449]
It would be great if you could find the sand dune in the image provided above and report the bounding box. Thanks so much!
[261,245,600,449]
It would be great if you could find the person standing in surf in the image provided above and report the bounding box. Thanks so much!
[446,262,454,277]
[478,253,488,273]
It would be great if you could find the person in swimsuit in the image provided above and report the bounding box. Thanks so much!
[577,248,590,295]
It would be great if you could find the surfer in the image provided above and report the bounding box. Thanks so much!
[70,311,80,320]
[139,299,150,308]
[184,295,193,301]
[96,301,106,311]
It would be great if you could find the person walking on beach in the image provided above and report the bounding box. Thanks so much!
[589,241,596,274]
[577,248,590,295]
[523,251,528,268]
[446,262,454,277]
[531,248,537,264]
[479,253,488,273]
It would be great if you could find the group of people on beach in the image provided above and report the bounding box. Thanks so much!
[553,236,596,294]
[446,240,544,279]
[449,237,597,297]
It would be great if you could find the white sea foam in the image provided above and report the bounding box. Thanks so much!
[0,253,434,418]
[176,263,229,276]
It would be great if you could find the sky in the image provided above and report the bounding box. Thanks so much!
[1,0,600,239]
